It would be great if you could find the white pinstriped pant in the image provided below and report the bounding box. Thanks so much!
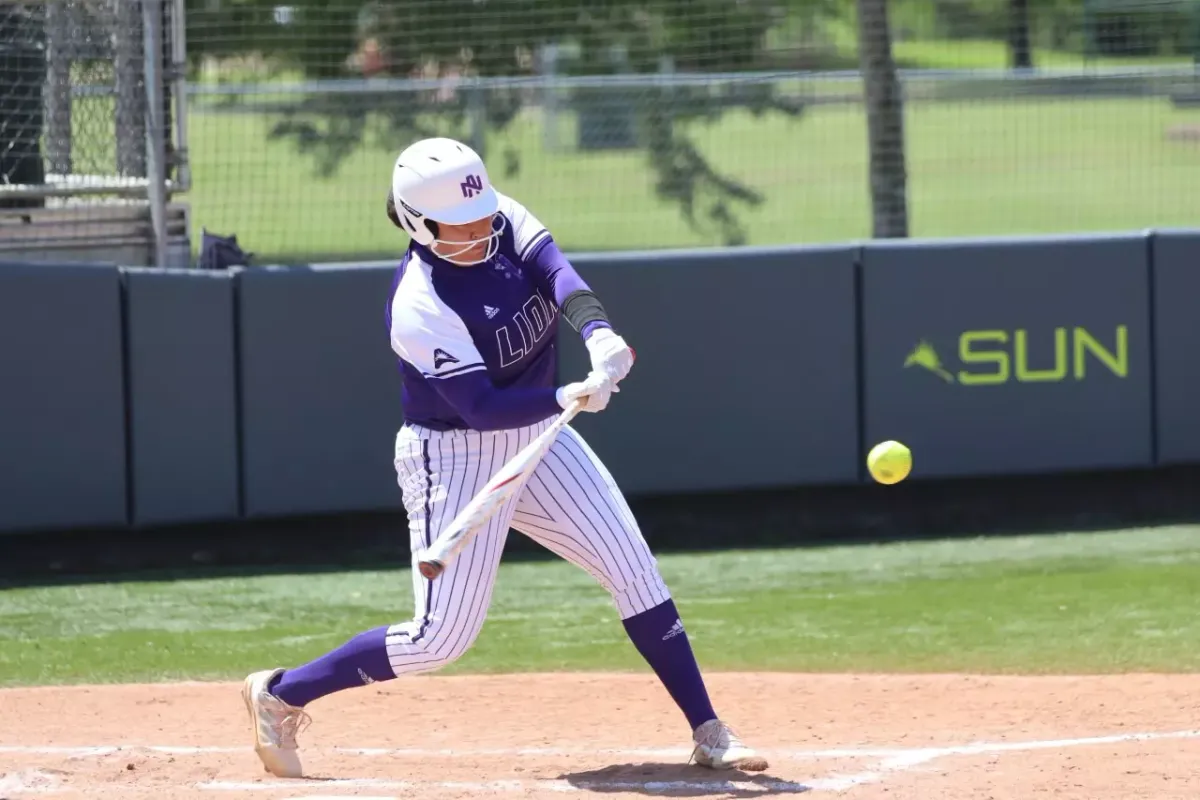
[387,417,671,677]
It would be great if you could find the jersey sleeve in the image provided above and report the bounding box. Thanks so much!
[389,289,486,380]
[497,192,552,261]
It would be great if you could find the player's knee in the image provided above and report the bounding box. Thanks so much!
[609,564,671,619]
[417,614,487,668]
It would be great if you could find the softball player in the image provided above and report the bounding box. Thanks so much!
[242,137,766,778]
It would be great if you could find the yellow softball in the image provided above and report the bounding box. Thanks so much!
[867,440,912,485]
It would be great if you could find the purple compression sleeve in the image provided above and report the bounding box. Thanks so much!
[527,237,612,341]
[432,370,562,431]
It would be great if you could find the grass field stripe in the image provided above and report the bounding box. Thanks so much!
[2,729,1197,760]
[7,528,1197,684]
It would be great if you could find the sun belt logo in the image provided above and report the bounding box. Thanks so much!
[460,174,484,198]
[433,348,459,370]
[904,340,955,383]
[904,326,1129,386]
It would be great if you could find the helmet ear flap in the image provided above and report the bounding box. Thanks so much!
[385,191,403,230]
[389,188,436,246]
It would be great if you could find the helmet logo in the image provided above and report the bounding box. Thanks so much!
[399,198,422,217]
[460,174,484,198]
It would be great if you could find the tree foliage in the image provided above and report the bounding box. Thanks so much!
[187,0,807,245]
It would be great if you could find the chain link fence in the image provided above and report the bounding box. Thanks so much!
[0,0,188,265]
[177,0,1200,264]
[11,0,1195,264]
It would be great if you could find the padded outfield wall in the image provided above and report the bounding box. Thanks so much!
[0,231,1197,533]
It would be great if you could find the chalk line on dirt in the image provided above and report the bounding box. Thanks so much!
[2,729,1197,761]
[5,730,1197,797]
[0,768,66,795]
[187,729,1200,796]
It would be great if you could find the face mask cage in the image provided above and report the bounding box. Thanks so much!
[430,213,507,266]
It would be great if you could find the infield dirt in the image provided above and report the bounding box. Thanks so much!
[1,673,1197,799]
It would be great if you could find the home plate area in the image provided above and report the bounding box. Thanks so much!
[1,673,1198,800]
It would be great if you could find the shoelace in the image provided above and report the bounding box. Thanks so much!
[262,693,312,747]
[690,720,738,765]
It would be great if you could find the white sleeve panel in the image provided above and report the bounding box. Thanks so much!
[390,260,486,379]
[497,191,551,260]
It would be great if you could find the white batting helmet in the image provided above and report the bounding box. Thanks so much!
[390,137,504,265]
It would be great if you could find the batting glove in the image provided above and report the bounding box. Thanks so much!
[585,328,635,383]
[556,371,616,413]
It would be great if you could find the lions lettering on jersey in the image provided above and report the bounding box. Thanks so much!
[495,291,554,368]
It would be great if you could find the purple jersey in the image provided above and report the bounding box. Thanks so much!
[387,193,605,431]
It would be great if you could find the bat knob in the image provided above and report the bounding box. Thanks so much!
[418,560,444,580]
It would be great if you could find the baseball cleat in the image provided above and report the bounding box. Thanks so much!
[241,668,311,778]
[691,719,769,771]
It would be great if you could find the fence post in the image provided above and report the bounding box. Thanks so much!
[44,0,72,176]
[142,0,168,267]
[115,0,146,178]
[170,0,191,192]
[857,0,909,239]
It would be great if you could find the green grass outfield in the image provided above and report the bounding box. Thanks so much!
[186,96,1200,262]
[2,526,1198,687]
[888,39,1192,70]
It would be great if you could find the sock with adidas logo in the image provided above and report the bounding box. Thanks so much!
[622,599,718,731]
[268,625,395,707]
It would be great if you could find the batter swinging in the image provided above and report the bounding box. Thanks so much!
[242,137,766,778]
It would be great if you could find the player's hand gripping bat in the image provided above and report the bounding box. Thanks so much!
[416,399,586,580]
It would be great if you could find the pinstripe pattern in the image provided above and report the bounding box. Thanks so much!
[384,417,669,677]
[512,425,668,619]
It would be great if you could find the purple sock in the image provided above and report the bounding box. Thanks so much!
[622,599,718,731]
[269,625,395,708]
